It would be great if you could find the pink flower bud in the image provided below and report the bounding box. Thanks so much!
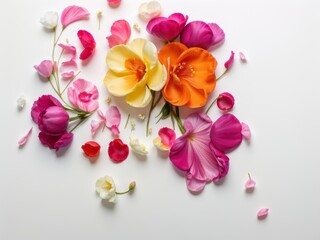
[34,60,53,78]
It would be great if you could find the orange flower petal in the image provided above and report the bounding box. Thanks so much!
[162,79,190,106]
[158,42,188,68]
[184,84,207,108]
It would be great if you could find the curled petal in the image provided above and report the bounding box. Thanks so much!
[107,0,121,7]
[245,178,256,190]
[257,208,269,219]
[241,122,251,141]
[82,141,101,157]
[129,138,148,155]
[61,5,90,28]
[239,52,247,62]
[217,92,235,111]
[58,43,77,61]
[210,114,242,153]
[106,20,131,47]
[138,1,161,21]
[208,23,225,46]
[158,127,176,147]
[91,120,103,136]
[108,139,129,162]
[18,127,33,146]
[211,146,230,182]
[34,60,52,78]
[105,105,121,135]
[77,30,96,60]
[224,51,235,70]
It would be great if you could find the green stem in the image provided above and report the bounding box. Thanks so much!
[205,96,219,114]
[60,71,81,95]
[216,69,228,81]
[146,91,156,137]
[124,114,130,129]
[170,105,185,134]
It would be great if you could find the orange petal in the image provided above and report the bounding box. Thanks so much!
[158,42,188,69]
[184,84,207,108]
[177,47,217,94]
[162,78,190,106]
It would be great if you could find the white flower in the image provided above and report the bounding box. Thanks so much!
[17,95,26,109]
[95,176,117,202]
[129,138,148,155]
[40,11,58,29]
[138,1,161,21]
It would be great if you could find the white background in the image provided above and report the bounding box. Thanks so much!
[1,0,320,239]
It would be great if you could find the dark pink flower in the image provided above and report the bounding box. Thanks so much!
[108,139,129,163]
[61,5,90,28]
[77,30,96,60]
[67,79,99,112]
[210,113,243,153]
[39,106,69,134]
[217,92,235,111]
[34,60,52,78]
[106,20,131,48]
[180,21,225,50]
[224,51,235,70]
[31,95,63,124]
[146,13,188,42]
[169,113,221,192]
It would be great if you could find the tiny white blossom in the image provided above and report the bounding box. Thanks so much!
[40,11,58,30]
[95,176,117,202]
[17,95,26,109]
[129,138,148,155]
[139,1,161,21]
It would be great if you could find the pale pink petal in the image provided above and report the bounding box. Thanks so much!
[245,179,256,189]
[224,51,235,70]
[186,173,206,192]
[34,60,52,78]
[106,20,131,47]
[158,127,176,147]
[105,105,121,135]
[239,52,247,62]
[61,5,90,28]
[60,60,77,80]
[241,122,251,141]
[91,120,103,136]
[257,208,269,219]
[61,71,74,80]
[58,43,77,61]
[18,127,33,146]
[97,109,107,122]
[210,114,242,153]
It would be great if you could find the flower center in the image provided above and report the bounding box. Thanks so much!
[104,180,113,190]
[171,62,195,83]
[125,58,146,81]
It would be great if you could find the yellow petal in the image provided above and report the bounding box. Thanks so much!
[104,70,137,96]
[147,61,166,91]
[126,86,152,107]
[106,45,141,73]
[129,38,157,69]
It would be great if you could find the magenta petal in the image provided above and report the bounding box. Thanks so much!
[169,133,192,171]
[61,5,90,28]
[241,122,251,141]
[31,95,63,124]
[186,173,206,192]
[34,60,52,78]
[79,48,94,60]
[224,51,235,70]
[211,146,230,182]
[77,30,96,49]
[210,114,242,153]
[18,127,33,146]
[158,127,176,147]
[208,23,225,46]
[217,92,235,111]
[105,105,121,135]
[54,132,74,151]
[180,21,213,49]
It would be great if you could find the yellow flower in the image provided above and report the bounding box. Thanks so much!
[104,38,166,108]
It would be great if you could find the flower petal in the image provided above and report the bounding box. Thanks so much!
[146,61,166,91]
[180,21,213,49]
[241,122,251,141]
[129,138,148,155]
[211,146,230,182]
[210,114,242,152]
[125,86,152,108]
[82,141,101,157]
[239,52,247,62]
[18,127,33,146]
[58,43,77,61]
[158,127,176,147]
[224,51,235,70]
[77,30,96,49]
[61,5,90,28]
[104,71,138,97]
[105,105,121,135]
[208,23,225,46]
[217,92,235,111]
[169,132,192,171]
[186,173,206,192]
[40,11,58,30]
[34,60,53,78]
[257,208,269,219]
[108,139,129,162]
[106,20,131,47]
[91,120,103,136]
[138,1,161,21]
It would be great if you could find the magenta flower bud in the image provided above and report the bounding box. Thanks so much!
[146,13,188,42]
[180,21,225,49]
[217,92,235,111]
[34,60,53,78]
[39,106,69,134]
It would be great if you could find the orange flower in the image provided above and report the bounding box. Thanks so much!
[158,42,217,108]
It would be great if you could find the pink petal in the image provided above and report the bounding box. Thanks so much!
[79,47,94,60]
[245,179,256,189]
[97,109,107,122]
[180,21,213,49]
[208,23,225,46]
[217,92,235,111]
[186,173,206,192]
[257,208,269,219]
[61,5,90,28]
[107,0,121,7]
[61,71,74,80]
[210,114,242,153]
[105,105,121,135]
[106,20,131,47]
[241,122,251,141]
[58,43,77,61]
[34,60,52,78]
[77,30,96,49]
[158,127,176,147]
[91,120,103,136]
[224,51,235,70]
[18,127,33,146]
[169,132,192,171]
[239,52,247,62]
[211,146,230,182]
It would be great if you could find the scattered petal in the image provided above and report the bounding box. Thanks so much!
[153,127,176,151]
[108,139,129,162]
[105,105,121,135]
[129,138,148,155]
[77,30,96,60]
[95,176,117,202]
[58,43,77,61]
[18,127,33,146]
[139,1,161,21]
[17,95,27,109]
[239,51,247,62]
[34,60,53,78]
[61,5,90,28]
[257,208,269,219]
[106,20,131,48]
[217,92,235,111]
[107,0,121,8]
[40,11,58,29]
[91,120,103,136]
[241,122,251,141]
[224,51,235,70]
[82,141,101,157]
[245,173,256,190]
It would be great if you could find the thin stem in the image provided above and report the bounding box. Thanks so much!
[170,105,185,134]
[124,114,130,129]
[60,71,81,95]
[152,93,162,109]
[146,91,156,137]
[170,111,175,130]
[248,173,251,180]
[216,69,228,81]
[205,96,219,114]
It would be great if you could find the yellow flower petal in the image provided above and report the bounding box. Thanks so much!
[146,61,166,91]
[126,86,152,107]
[106,45,141,73]
[129,38,157,68]
[104,70,137,96]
